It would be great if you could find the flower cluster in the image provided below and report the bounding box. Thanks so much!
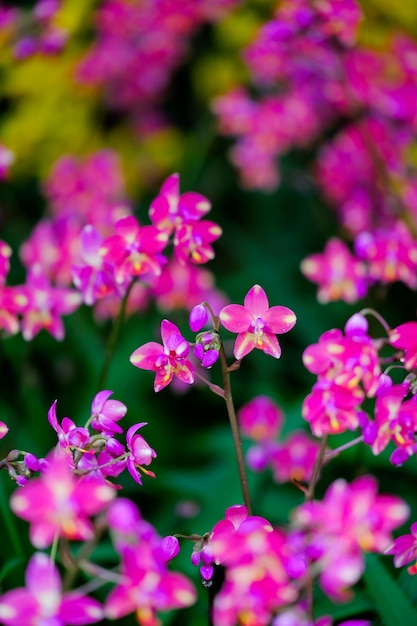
[3,1,417,624]
[300,310,417,470]
[291,476,409,600]
[1,390,156,489]
[3,165,224,339]
[0,0,67,60]
[130,285,297,392]
[212,0,417,302]
[105,498,196,624]
[77,0,237,122]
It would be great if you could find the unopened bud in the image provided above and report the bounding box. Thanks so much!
[189,304,209,332]
[160,535,180,561]
[24,452,40,472]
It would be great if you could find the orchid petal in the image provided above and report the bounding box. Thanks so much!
[130,342,164,370]
[219,304,252,332]
[263,306,297,333]
[160,319,182,345]
[243,284,269,316]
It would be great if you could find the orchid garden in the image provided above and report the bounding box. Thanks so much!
[2,1,417,625]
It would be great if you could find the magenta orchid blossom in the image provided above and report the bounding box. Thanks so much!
[21,263,82,341]
[291,475,410,600]
[71,224,121,306]
[390,321,417,370]
[105,544,196,626]
[219,284,296,360]
[130,319,194,392]
[90,390,127,436]
[48,399,90,453]
[0,552,104,626]
[0,240,28,336]
[102,215,168,285]
[126,422,157,485]
[10,453,115,548]
[385,521,417,575]
[149,173,212,235]
[301,237,368,304]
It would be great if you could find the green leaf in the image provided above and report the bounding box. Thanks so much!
[0,557,25,584]
[398,566,417,605]
[364,554,417,626]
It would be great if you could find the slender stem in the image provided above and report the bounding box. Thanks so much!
[194,371,225,398]
[324,435,363,460]
[96,280,135,391]
[359,308,391,335]
[62,517,106,591]
[50,533,59,565]
[78,560,125,585]
[218,342,252,515]
[306,434,328,502]
[304,434,329,622]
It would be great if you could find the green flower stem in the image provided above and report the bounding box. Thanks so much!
[323,435,363,460]
[305,433,329,622]
[96,279,136,392]
[194,370,225,398]
[62,515,106,591]
[218,341,253,516]
[359,307,391,335]
[306,434,328,502]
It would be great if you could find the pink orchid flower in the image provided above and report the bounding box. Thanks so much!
[149,173,212,235]
[21,263,82,341]
[90,390,127,435]
[390,321,417,370]
[71,224,120,306]
[130,319,194,392]
[0,552,103,625]
[385,521,417,574]
[102,215,168,285]
[126,422,157,485]
[105,544,196,625]
[48,399,90,452]
[10,453,115,548]
[219,284,296,360]
[301,237,368,304]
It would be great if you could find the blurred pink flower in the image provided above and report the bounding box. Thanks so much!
[0,552,104,626]
[292,475,409,599]
[238,395,283,441]
[10,453,115,548]
[301,238,368,304]
[21,264,82,341]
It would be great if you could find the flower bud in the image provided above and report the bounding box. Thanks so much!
[200,565,214,584]
[24,452,40,472]
[345,313,368,336]
[160,535,180,561]
[201,349,219,368]
[189,304,209,332]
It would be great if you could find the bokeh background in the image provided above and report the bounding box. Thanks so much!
[2,1,417,624]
